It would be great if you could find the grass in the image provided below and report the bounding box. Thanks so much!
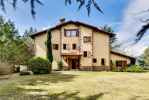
[1,71,149,100]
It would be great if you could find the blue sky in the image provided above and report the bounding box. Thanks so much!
[0,0,129,34]
[0,0,148,56]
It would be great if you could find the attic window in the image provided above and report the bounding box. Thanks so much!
[64,29,79,37]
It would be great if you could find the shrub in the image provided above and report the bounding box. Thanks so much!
[126,65,144,72]
[20,71,33,76]
[28,57,51,74]
[143,66,149,70]
[58,61,63,70]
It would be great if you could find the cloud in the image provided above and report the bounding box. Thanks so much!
[118,0,149,56]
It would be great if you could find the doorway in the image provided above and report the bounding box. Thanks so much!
[63,55,80,70]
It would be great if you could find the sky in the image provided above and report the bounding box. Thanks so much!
[0,0,148,57]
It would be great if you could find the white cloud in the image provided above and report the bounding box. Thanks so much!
[118,0,149,56]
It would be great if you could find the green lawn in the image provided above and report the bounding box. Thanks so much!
[0,71,149,100]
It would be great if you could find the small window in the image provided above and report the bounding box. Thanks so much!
[83,36,91,43]
[93,58,97,63]
[53,44,59,50]
[83,51,87,57]
[63,44,67,50]
[101,58,105,66]
[72,44,76,50]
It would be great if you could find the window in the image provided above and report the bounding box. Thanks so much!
[101,58,105,66]
[63,44,69,50]
[83,51,87,57]
[53,44,59,50]
[116,60,127,67]
[93,58,97,63]
[64,29,79,37]
[83,36,91,43]
[63,44,67,50]
[72,44,76,50]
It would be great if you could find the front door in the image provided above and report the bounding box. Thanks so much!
[71,59,80,69]
[63,56,80,70]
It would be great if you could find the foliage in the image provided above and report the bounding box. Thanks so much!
[65,0,103,16]
[101,25,117,45]
[138,47,149,66]
[0,0,103,17]
[0,16,34,65]
[111,61,117,72]
[23,27,37,37]
[101,25,114,33]
[0,0,43,18]
[58,61,64,70]
[0,17,32,65]
[0,0,147,42]
[144,47,149,65]
[136,23,149,42]
[28,57,51,74]
[126,65,144,72]
[47,30,53,63]
[20,71,32,76]
[138,55,145,67]
[143,66,149,70]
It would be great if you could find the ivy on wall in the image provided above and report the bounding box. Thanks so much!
[47,30,53,63]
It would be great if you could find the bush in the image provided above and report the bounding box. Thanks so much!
[28,57,51,74]
[126,65,144,72]
[58,61,63,70]
[143,66,149,70]
[20,71,33,76]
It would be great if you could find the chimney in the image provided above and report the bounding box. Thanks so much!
[60,18,66,23]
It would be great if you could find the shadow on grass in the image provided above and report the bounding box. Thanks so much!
[49,91,105,100]
[20,71,78,85]
[0,91,106,100]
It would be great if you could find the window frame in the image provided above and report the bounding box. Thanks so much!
[83,36,91,43]
[101,58,105,66]
[72,43,77,50]
[64,29,79,37]
[63,44,67,50]
[83,51,87,57]
[93,58,97,63]
[53,44,59,50]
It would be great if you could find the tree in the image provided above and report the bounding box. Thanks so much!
[138,47,149,66]
[0,16,34,65]
[65,0,103,16]
[0,0,103,17]
[0,0,147,42]
[101,25,117,48]
[144,47,149,66]
[0,0,43,18]
[23,27,37,37]
[136,22,149,42]
[138,55,145,67]
[47,30,53,63]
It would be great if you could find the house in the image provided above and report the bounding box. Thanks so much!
[31,19,136,71]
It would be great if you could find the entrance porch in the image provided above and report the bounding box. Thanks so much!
[62,55,80,70]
